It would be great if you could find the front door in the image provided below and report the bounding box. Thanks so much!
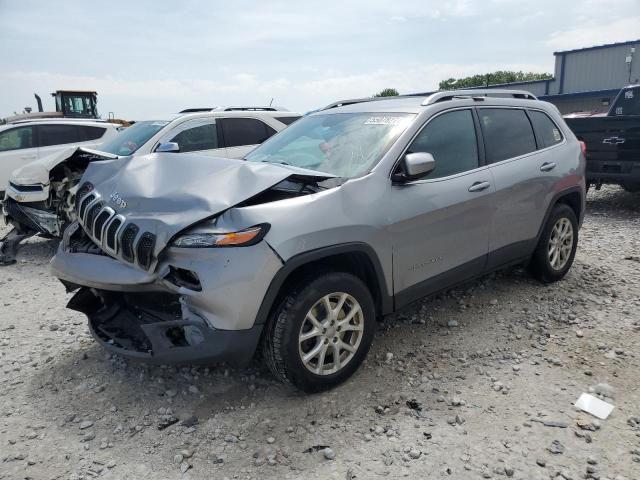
[161,118,226,157]
[390,109,495,307]
[0,125,37,192]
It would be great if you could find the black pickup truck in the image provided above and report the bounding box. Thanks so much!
[564,85,640,192]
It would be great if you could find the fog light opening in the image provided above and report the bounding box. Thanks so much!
[165,266,202,291]
[165,325,205,348]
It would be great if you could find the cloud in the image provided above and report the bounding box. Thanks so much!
[0,62,551,119]
[546,16,640,51]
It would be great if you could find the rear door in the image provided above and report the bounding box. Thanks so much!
[160,118,226,157]
[480,107,561,269]
[36,124,89,159]
[219,117,277,158]
[0,125,37,192]
[390,108,495,306]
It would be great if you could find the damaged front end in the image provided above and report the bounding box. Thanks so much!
[1,148,118,265]
[67,288,263,365]
[51,152,335,364]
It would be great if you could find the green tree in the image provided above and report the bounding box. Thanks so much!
[439,71,553,90]
[373,88,399,97]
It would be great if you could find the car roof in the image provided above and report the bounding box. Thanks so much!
[174,110,301,119]
[314,89,543,115]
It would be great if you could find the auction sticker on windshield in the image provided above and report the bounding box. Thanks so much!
[364,116,407,125]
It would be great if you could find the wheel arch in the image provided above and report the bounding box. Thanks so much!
[536,186,583,244]
[254,243,392,327]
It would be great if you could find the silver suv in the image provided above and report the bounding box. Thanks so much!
[51,90,586,392]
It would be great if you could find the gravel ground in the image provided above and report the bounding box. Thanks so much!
[1,185,639,480]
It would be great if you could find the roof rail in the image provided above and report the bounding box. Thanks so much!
[423,89,538,105]
[223,106,285,112]
[321,95,424,111]
[179,108,217,113]
[7,117,108,125]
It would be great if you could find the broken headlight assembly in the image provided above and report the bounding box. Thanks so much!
[171,223,270,248]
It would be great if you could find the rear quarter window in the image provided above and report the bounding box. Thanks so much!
[479,109,537,163]
[79,125,107,141]
[275,116,301,126]
[528,110,563,148]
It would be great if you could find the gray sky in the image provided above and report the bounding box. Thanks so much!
[0,0,638,119]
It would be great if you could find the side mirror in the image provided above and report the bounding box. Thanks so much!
[156,142,180,153]
[392,152,435,182]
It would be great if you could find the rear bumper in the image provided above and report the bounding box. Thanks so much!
[586,159,640,183]
[68,288,263,365]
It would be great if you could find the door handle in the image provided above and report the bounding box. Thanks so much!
[540,162,556,172]
[468,181,490,192]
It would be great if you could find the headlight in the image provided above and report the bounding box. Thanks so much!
[171,224,270,248]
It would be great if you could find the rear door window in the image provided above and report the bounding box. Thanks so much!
[0,126,34,151]
[37,124,83,147]
[406,109,479,179]
[169,123,218,152]
[479,109,537,163]
[220,118,276,147]
[528,110,563,148]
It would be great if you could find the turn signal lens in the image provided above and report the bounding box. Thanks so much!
[214,227,263,246]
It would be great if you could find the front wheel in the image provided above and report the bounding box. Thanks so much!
[262,272,375,392]
[529,203,578,283]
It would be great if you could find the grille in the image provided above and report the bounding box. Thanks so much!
[75,182,93,207]
[9,182,44,192]
[78,194,96,220]
[85,201,105,230]
[136,233,156,269]
[93,210,111,241]
[120,224,139,262]
[105,217,122,251]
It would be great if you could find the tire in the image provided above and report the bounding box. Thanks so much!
[529,203,578,283]
[262,272,375,393]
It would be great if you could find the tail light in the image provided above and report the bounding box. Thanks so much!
[579,141,587,157]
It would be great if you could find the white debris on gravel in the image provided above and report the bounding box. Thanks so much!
[0,186,639,479]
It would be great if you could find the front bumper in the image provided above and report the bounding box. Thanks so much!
[2,197,58,235]
[68,288,263,365]
[51,233,284,364]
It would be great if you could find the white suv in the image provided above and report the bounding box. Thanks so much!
[0,119,120,196]
[93,107,301,159]
[0,107,300,264]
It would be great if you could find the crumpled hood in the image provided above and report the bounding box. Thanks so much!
[80,152,334,256]
[11,147,118,185]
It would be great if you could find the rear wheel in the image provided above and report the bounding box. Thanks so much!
[529,203,578,283]
[262,272,375,392]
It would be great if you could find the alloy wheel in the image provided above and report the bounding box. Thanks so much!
[298,292,364,375]
[548,217,574,270]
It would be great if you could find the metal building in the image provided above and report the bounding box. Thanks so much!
[470,39,640,114]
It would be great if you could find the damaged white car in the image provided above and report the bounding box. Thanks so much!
[0,108,300,264]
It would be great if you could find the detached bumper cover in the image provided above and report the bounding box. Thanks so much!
[68,288,263,365]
